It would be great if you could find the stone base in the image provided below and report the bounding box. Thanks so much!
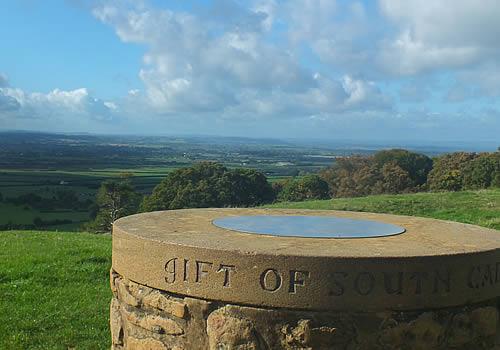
[111,270,500,350]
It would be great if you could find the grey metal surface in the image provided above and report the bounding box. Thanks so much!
[213,215,405,238]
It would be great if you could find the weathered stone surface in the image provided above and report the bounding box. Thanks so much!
[207,307,264,349]
[124,309,184,335]
[111,272,500,349]
[113,209,500,312]
[110,298,124,346]
[143,292,187,319]
[126,337,168,350]
[111,209,500,348]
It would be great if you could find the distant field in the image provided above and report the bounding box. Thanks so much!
[0,167,294,230]
[268,188,500,230]
[0,168,177,198]
[0,231,111,349]
[0,203,90,230]
[0,168,176,230]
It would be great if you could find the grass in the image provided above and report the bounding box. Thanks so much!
[1,189,499,348]
[267,188,500,230]
[0,231,112,350]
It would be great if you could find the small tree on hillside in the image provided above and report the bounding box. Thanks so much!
[373,149,433,188]
[462,153,500,189]
[141,162,275,211]
[87,179,141,233]
[220,168,275,206]
[427,152,478,191]
[381,162,413,194]
[278,175,330,202]
[319,156,372,197]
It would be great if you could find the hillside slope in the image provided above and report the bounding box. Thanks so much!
[267,189,500,230]
[0,231,111,349]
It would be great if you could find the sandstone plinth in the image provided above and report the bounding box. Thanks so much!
[110,209,500,349]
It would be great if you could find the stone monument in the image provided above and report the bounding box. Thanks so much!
[110,209,500,349]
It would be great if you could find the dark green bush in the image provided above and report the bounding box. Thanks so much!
[278,175,329,202]
[141,162,274,211]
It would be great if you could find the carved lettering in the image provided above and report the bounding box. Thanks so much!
[195,260,213,283]
[289,270,310,293]
[183,258,189,282]
[260,268,282,292]
[468,265,495,289]
[383,272,403,295]
[329,272,347,296]
[217,264,236,287]
[354,272,375,295]
[164,258,177,284]
[161,258,500,298]
[481,264,494,287]
[410,272,428,294]
[433,269,451,293]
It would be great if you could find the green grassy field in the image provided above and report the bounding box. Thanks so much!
[1,190,499,349]
[0,203,90,229]
[0,231,112,350]
[267,188,500,230]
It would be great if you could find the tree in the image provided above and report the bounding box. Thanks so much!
[427,152,478,191]
[33,217,44,228]
[462,153,500,189]
[271,179,288,199]
[373,149,433,188]
[380,162,413,194]
[220,168,275,206]
[87,179,141,233]
[351,164,383,196]
[141,162,274,211]
[320,156,372,197]
[320,150,433,197]
[278,175,330,202]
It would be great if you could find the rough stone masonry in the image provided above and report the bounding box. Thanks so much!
[110,208,500,349]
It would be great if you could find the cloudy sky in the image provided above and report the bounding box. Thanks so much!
[1,0,499,142]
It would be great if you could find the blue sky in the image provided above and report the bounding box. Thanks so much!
[0,0,499,143]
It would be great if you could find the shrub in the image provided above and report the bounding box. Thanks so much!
[427,152,499,191]
[278,175,329,202]
[427,152,478,191]
[374,149,433,187]
[319,149,428,197]
[462,153,500,189]
[141,162,274,211]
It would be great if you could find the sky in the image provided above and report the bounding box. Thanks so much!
[0,0,499,143]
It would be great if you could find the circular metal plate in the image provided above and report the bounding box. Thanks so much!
[112,209,500,311]
[213,215,406,238]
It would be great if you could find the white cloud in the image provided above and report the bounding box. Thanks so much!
[91,0,390,123]
[284,1,380,76]
[0,86,116,125]
[4,0,498,140]
[378,0,500,75]
[0,91,21,111]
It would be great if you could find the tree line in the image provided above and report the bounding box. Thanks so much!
[87,148,500,233]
